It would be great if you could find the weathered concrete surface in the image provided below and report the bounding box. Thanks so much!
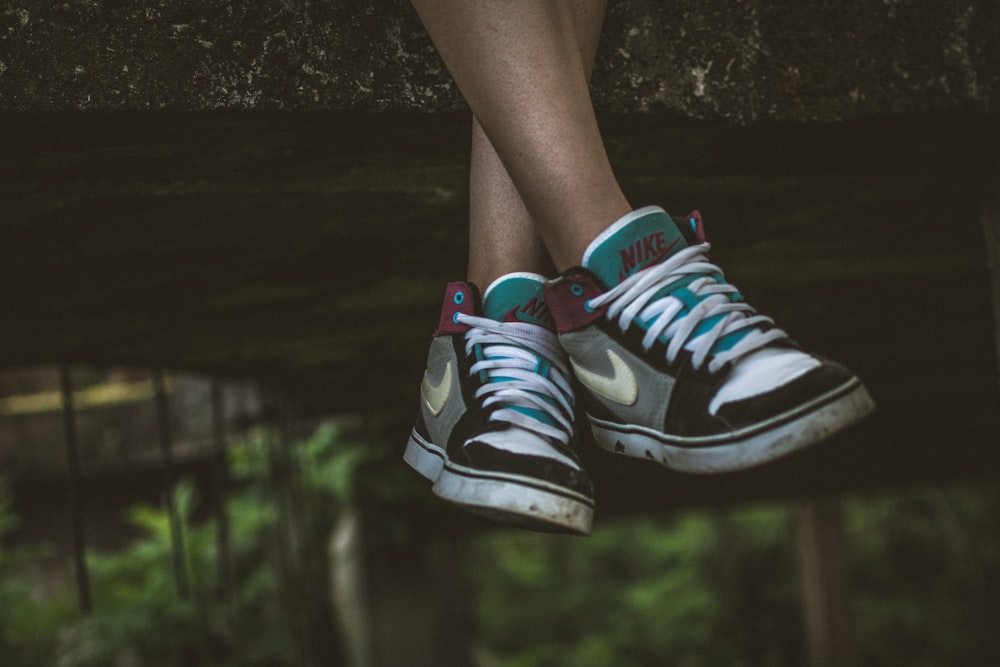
[1,0,997,122]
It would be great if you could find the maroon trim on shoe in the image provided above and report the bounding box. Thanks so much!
[545,270,609,333]
[685,210,707,244]
[434,281,478,336]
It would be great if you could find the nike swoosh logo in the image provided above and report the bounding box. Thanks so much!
[421,361,453,416]
[571,349,638,406]
[656,237,681,262]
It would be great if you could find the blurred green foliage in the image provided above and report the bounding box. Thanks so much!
[0,424,367,667]
[1,477,78,666]
[2,430,999,666]
[470,487,1000,667]
[848,487,1000,666]
[471,509,800,667]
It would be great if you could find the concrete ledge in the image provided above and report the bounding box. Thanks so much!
[1,109,998,498]
[1,0,997,121]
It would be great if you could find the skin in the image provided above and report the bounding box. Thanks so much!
[411,0,632,289]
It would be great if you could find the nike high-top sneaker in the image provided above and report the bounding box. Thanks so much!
[546,206,874,473]
[405,273,594,534]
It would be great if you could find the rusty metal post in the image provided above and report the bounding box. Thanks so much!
[796,499,855,667]
[211,378,232,600]
[153,368,189,599]
[59,365,92,614]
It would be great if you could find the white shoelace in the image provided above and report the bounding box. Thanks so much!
[456,314,575,446]
[586,243,790,374]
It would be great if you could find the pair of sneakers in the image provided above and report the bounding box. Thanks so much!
[404,206,874,535]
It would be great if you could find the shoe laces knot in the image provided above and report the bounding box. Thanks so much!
[454,314,575,446]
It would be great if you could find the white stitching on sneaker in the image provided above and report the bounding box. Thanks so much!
[586,243,789,373]
[456,314,575,447]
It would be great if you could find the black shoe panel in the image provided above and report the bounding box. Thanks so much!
[659,360,735,438]
[714,359,858,428]
[455,437,594,499]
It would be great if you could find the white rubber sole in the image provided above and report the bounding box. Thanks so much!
[589,380,875,473]
[404,431,594,535]
[403,431,446,481]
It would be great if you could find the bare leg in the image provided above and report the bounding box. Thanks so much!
[468,121,548,289]
[412,0,631,273]
[467,0,608,290]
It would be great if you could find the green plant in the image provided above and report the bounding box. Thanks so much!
[0,477,77,666]
[40,422,369,667]
[471,513,754,667]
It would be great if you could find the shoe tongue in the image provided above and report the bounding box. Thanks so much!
[582,206,689,287]
[482,273,555,329]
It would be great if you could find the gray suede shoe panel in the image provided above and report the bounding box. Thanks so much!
[560,328,673,428]
[420,336,467,446]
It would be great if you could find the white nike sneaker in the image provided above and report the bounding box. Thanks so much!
[404,273,594,535]
[546,206,875,473]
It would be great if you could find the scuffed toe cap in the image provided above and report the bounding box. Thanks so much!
[457,430,594,498]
